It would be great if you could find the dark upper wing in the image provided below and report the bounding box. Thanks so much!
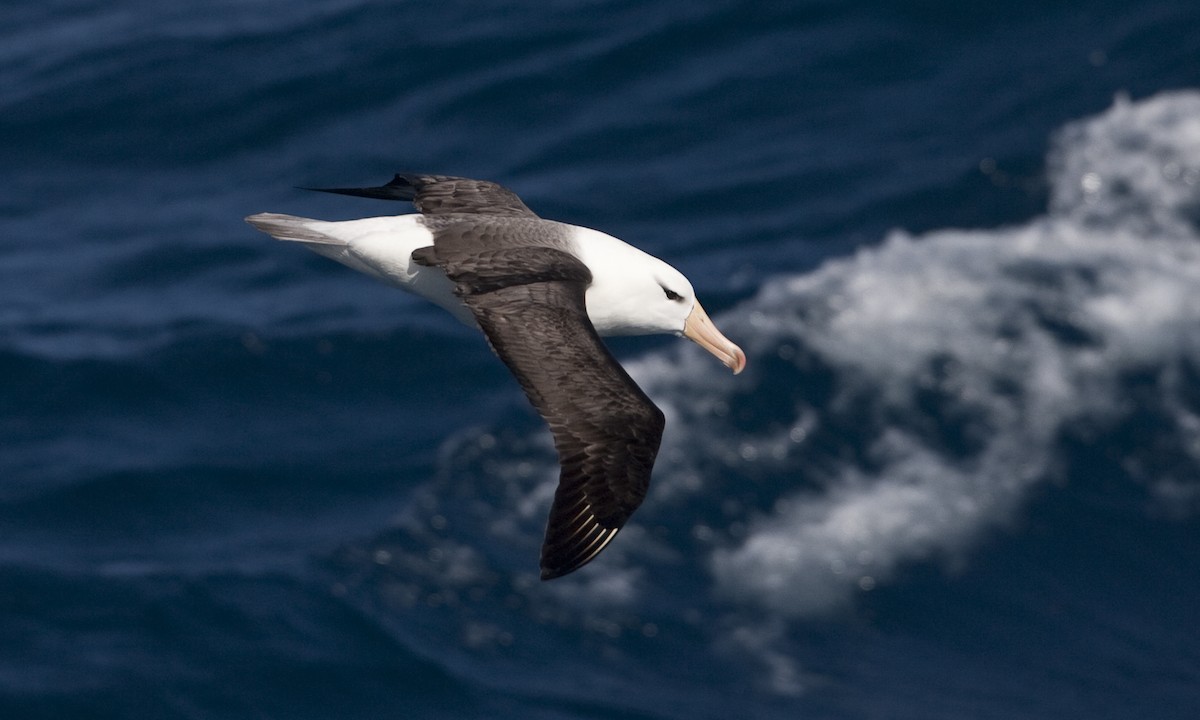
[417,240,665,580]
[305,173,538,218]
[470,280,665,580]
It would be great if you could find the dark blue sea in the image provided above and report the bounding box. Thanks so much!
[4,1,1200,717]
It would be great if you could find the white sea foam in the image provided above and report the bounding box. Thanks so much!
[632,90,1200,617]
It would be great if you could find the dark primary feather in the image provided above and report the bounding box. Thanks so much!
[305,174,538,218]
[418,239,665,580]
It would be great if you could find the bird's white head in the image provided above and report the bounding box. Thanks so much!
[571,225,746,374]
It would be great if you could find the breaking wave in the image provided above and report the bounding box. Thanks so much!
[332,90,1200,698]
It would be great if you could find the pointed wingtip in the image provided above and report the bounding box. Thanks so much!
[540,564,573,581]
[295,185,407,201]
[539,525,622,581]
[296,174,425,201]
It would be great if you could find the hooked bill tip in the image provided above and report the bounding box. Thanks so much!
[729,346,747,375]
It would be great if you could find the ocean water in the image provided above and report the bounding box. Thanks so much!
[3,1,1200,718]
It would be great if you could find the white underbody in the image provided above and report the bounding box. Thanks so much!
[246,212,694,337]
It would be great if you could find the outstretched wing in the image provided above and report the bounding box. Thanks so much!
[305,173,538,218]
[416,241,665,579]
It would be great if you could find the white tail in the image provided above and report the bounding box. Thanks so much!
[245,212,348,246]
[245,211,469,323]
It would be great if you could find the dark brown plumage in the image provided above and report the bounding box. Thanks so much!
[414,222,665,580]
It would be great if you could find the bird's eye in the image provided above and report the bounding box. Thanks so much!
[661,286,683,302]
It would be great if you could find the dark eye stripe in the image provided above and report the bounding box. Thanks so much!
[661,286,683,302]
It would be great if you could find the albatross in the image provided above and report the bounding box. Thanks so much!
[246,174,745,579]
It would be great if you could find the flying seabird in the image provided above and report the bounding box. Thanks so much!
[246,174,745,579]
